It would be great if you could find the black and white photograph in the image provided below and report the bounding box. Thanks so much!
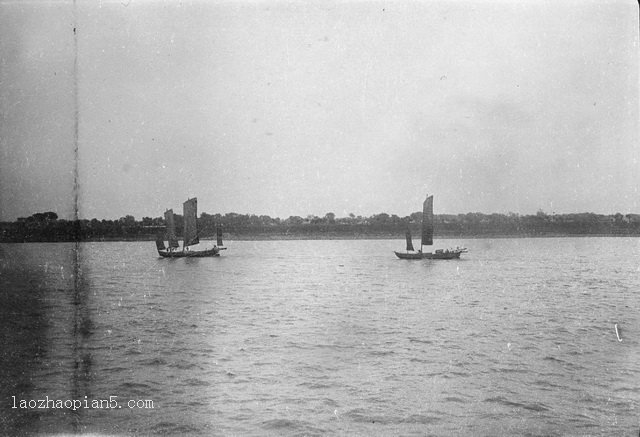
[1,0,638,435]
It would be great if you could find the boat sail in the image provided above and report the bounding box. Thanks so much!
[421,195,433,246]
[216,227,224,247]
[182,197,200,248]
[156,197,226,258]
[164,209,180,249]
[405,230,415,251]
[394,194,467,260]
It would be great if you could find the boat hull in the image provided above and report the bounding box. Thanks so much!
[394,251,424,260]
[394,249,465,260]
[158,247,223,258]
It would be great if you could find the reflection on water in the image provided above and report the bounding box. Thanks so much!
[0,243,77,434]
[71,245,93,434]
[1,238,640,435]
[0,243,100,435]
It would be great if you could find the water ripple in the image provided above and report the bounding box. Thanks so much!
[3,238,640,436]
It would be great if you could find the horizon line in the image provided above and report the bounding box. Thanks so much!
[6,210,640,223]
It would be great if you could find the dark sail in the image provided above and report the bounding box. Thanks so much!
[405,229,415,251]
[183,197,200,247]
[164,209,180,248]
[216,227,224,246]
[421,195,433,246]
[155,237,166,251]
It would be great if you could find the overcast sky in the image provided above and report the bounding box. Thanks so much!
[0,0,638,221]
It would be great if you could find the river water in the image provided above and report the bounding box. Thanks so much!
[1,237,639,436]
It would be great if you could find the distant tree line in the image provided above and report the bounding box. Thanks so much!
[1,210,640,242]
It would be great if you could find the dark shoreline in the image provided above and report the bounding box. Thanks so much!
[4,211,639,243]
[1,233,638,243]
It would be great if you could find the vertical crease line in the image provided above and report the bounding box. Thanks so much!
[71,3,83,430]
[72,0,80,304]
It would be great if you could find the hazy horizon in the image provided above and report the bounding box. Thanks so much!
[1,0,638,222]
[7,204,640,223]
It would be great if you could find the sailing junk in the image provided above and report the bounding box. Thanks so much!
[394,194,467,260]
[156,197,226,258]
